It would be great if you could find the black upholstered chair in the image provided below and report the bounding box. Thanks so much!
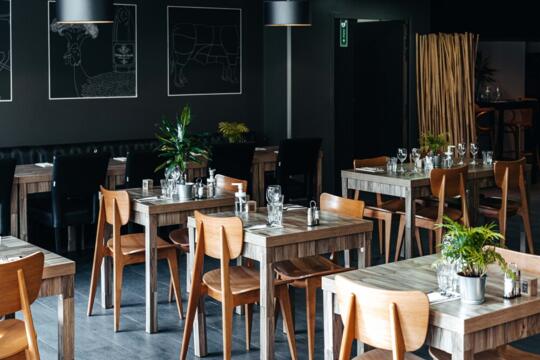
[0,159,16,236]
[124,150,164,189]
[272,138,322,205]
[27,153,109,253]
[208,142,255,189]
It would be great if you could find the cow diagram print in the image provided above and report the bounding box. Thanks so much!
[49,2,136,99]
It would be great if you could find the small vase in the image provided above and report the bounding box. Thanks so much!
[177,183,194,200]
[458,273,487,305]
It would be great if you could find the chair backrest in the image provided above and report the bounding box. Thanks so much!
[124,150,164,188]
[494,158,526,191]
[194,211,244,260]
[215,174,248,193]
[0,252,44,316]
[336,276,429,358]
[494,247,540,275]
[430,165,468,199]
[353,156,388,169]
[320,193,364,219]
[0,158,16,236]
[99,186,131,226]
[209,143,255,186]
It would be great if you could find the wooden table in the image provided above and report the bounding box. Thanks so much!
[342,163,507,260]
[9,148,323,241]
[186,208,373,360]
[98,188,235,334]
[322,255,540,360]
[0,236,75,360]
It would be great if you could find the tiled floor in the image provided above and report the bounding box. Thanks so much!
[30,184,540,359]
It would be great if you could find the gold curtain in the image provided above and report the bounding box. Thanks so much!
[416,33,479,146]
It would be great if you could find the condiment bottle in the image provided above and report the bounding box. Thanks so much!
[207,168,216,198]
[233,183,247,215]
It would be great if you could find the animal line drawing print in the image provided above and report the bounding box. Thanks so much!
[168,6,242,96]
[0,0,12,101]
[48,1,137,99]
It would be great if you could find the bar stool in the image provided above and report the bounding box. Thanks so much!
[395,166,469,259]
[180,211,297,360]
[475,104,496,150]
[504,108,534,160]
[335,275,429,359]
[273,193,364,360]
[87,187,183,332]
[478,158,534,253]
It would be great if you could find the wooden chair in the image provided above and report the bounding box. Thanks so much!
[273,193,364,360]
[430,246,540,359]
[0,252,44,360]
[180,211,297,360]
[87,187,183,332]
[504,108,534,160]
[167,174,248,302]
[475,104,496,149]
[478,158,534,253]
[353,157,404,263]
[335,275,429,360]
[395,166,469,260]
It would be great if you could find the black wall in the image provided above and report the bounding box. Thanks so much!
[1,0,263,147]
[263,0,431,192]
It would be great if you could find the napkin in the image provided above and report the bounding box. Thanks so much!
[355,167,385,173]
[113,157,127,162]
[136,196,160,202]
[255,147,267,151]
[427,291,460,304]
[246,224,268,230]
[35,162,53,168]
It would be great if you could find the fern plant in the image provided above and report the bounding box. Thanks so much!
[155,104,208,177]
[218,121,249,143]
[438,217,512,278]
[420,132,448,155]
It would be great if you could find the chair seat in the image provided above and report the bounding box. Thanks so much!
[106,233,174,256]
[203,266,260,296]
[479,197,520,217]
[353,348,424,360]
[169,228,190,253]
[0,320,28,358]
[27,191,94,227]
[398,205,462,222]
[429,345,540,360]
[366,198,405,214]
[274,255,349,280]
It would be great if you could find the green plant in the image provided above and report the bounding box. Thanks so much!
[218,121,249,143]
[155,104,208,176]
[437,217,512,278]
[420,132,448,155]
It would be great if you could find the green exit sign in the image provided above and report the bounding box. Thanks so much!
[340,19,348,47]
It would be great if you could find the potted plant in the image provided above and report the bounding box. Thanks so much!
[156,104,208,199]
[438,217,512,304]
[218,121,249,143]
[420,132,448,168]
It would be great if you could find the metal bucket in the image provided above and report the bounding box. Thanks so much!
[177,183,193,200]
[459,274,487,305]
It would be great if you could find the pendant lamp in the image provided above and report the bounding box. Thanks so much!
[264,0,311,27]
[56,0,114,24]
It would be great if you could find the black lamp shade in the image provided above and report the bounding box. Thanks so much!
[56,0,114,24]
[264,1,311,27]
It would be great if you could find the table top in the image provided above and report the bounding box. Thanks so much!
[188,208,373,248]
[478,98,539,110]
[322,255,540,334]
[0,236,75,279]
[127,187,236,215]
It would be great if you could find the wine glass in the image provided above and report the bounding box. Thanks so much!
[470,143,479,166]
[397,148,407,173]
[457,143,466,165]
[411,148,421,172]
[266,185,282,205]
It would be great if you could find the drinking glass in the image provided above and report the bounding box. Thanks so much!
[267,194,284,227]
[160,179,167,197]
[435,262,450,296]
[457,143,466,165]
[397,148,407,173]
[494,86,502,101]
[482,150,493,166]
[266,185,282,205]
[411,148,421,172]
[167,179,176,198]
[470,143,479,166]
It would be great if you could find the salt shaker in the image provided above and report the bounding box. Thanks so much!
[307,200,316,226]
[194,178,205,199]
[504,263,521,299]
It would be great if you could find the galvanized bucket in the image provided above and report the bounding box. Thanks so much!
[459,274,487,305]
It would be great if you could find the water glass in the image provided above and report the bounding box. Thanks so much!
[387,157,398,173]
[397,148,407,173]
[160,179,167,196]
[470,143,479,166]
[266,185,282,205]
[167,179,176,198]
[457,143,466,165]
[267,194,284,227]
[411,148,421,172]
[482,150,493,166]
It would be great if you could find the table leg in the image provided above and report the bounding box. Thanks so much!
[323,289,342,360]
[451,334,473,360]
[342,176,351,267]
[404,188,415,259]
[18,183,28,241]
[145,214,158,333]
[494,109,505,160]
[58,275,74,360]
[193,295,208,357]
[260,252,275,360]
[357,233,370,268]
[100,226,113,309]
[10,183,18,237]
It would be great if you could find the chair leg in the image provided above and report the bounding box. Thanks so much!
[522,212,535,254]
[276,284,298,360]
[377,219,384,255]
[245,304,253,351]
[394,215,406,262]
[384,215,392,264]
[435,227,443,252]
[499,213,507,247]
[180,288,202,360]
[87,252,104,316]
[113,263,124,332]
[222,303,233,360]
[167,252,184,319]
[305,278,317,360]
[428,230,434,254]
[415,227,423,257]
